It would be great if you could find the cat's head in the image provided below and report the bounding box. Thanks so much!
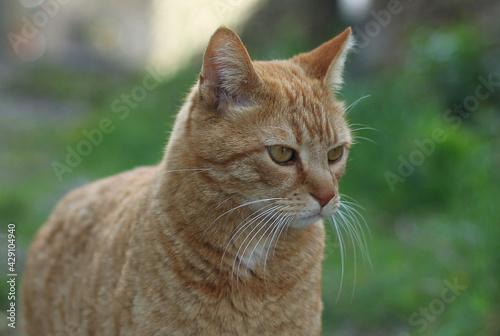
[179,27,354,229]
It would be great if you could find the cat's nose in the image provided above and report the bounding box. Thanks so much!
[310,189,335,208]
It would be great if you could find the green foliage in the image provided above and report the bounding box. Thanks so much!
[321,21,499,335]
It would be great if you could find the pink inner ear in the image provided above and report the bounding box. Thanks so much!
[199,27,260,106]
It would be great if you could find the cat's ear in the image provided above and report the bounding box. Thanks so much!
[293,27,354,91]
[199,27,260,108]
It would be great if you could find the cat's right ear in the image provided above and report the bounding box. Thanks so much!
[199,27,260,110]
[292,27,354,92]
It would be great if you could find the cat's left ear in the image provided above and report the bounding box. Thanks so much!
[292,27,354,91]
[199,27,260,109]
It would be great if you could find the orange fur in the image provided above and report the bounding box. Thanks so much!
[22,27,354,335]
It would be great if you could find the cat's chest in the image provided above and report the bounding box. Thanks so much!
[236,239,270,274]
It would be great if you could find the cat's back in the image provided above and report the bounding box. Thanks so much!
[22,165,159,334]
[30,165,158,253]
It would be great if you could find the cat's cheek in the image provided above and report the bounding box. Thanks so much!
[332,163,347,181]
[253,162,293,186]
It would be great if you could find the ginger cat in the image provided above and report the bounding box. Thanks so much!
[22,27,354,336]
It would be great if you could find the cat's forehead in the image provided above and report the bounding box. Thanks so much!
[253,61,350,146]
[261,110,350,148]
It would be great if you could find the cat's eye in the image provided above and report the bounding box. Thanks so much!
[268,146,295,164]
[328,146,344,163]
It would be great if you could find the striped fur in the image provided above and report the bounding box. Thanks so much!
[22,27,354,336]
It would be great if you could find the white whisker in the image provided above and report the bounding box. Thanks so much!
[351,127,379,133]
[339,196,373,255]
[350,123,379,134]
[342,206,370,256]
[269,213,292,258]
[337,208,368,263]
[232,206,284,289]
[163,168,213,174]
[336,209,359,302]
[329,194,372,302]
[224,205,279,256]
[235,207,284,281]
[263,214,293,290]
[345,94,370,114]
[203,198,284,237]
[220,204,277,271]
[245,209,290,286]
[330,215,346,303]
[339,194,365,209]
[353,136,378,145]
[351,134,378,145]
[215,194,238,209]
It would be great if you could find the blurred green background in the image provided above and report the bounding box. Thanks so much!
[1,0,499,335]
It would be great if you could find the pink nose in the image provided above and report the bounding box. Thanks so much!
[310,190,335,208]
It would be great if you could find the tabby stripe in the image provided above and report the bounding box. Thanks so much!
[197,147,263,166]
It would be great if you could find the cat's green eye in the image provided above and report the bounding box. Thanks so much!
[268,146,295,164]
[328,146,344,163]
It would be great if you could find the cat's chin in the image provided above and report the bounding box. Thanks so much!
[290,214,323,229]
